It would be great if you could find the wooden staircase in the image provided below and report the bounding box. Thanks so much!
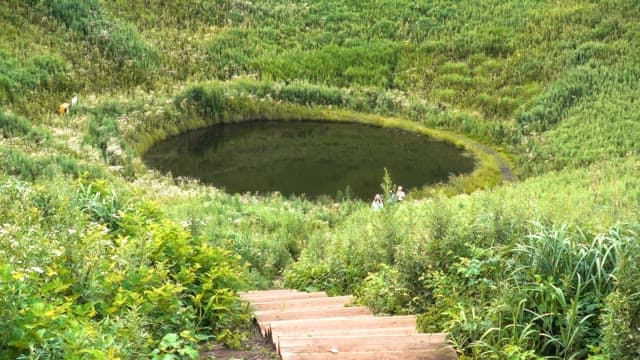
[240,289,458,360]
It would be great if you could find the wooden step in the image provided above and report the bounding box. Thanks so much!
[242,289,457,359]
[279,333,453,358]
[239,289,299,300]
[271,315,417,353]
[278,326,417,340]
[269,315,417,334]
[242,291,328,303]
[256,305,371,322]
[251,295,353,312]
[256,307,372,337]
[275,326,417,353]
[279,333,448,352]
[240,289,298,295]
[280,348,458,360]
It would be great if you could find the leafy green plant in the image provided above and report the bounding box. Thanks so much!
[380,167,396,204]
[600,226,640,359]
[0,109,50,143]
[151,332,201,360]
[357,264,410,315]
[2,1,640,358]
[38,0,157,68]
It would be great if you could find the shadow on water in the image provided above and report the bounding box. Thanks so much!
[143,121,476,200]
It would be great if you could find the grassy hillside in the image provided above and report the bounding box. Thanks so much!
[1,0,639,358]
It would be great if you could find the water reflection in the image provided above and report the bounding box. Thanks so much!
[143,121,475,199]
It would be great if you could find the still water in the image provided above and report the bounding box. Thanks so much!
[143,121,475,199]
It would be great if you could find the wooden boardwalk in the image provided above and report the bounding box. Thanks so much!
[240,289,457,360]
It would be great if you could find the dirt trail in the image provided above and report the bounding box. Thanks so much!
[203,325,279,360]
[474,142,516,183]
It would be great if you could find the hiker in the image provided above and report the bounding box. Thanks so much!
[59,96,78,116]
[396,186,406,202]
[59,103,69,116]
[371,194,384,211]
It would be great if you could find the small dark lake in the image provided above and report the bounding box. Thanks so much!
[143,121,475,199]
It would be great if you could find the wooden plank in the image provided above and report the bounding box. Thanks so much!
[256,307,372,337]
[280,334,455,359]
[257,319,269,337]
[279,333,448,354]
[240,289,297,295]
[278,326,416,339]
[256,305,371,323]
[242,291,328,303]
[269,315,416,334]
[239,289,299,300]
[280,348,458,360]
[251,295,353,312]
[275,326,417,353]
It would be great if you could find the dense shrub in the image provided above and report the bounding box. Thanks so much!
[600,230,640,359]
[2,1,640,358]
[0,110,50,144]
[0,146,108,182]
[516,66,599,134]
[0,176,251,358]
[281,160,640,359]
[38,0,157,67]
[0,50,69,104]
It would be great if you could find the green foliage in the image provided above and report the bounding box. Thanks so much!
[151,332,201,360]
[357,264,410,315]
[2,0,640,358]
[38,0,157,70]
[0,176,251,358]
[0,110,50,144]
[0,146,106,182]
[259,41,401,87]
[282,160,640,358]
[175,84,227,119]
[107,0,234,29]
[516,66,599,134]
[82,105,139,177]
[84,113,122,162]
[458,225,622,358]
[163,191,356,287]
[380,168,396,203]
[518,64,640,174]
[600,229,640,359]
[0,49,69,104]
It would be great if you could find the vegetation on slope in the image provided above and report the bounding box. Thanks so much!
[1,0,639,359]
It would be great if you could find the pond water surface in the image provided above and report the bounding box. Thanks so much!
[143,121,476,199]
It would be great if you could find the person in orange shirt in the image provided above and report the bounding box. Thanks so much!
[59,103,69,115]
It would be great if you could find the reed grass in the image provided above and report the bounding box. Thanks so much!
[2,0,640,358]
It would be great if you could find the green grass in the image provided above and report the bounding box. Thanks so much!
[1,0,640,358]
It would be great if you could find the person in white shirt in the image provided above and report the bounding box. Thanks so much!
[371,194,384,210]
[395,186,406,202]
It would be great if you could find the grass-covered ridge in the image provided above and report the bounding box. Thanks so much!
[1,0,639,359]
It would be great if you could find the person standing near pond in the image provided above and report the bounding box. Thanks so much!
[371,194,384,211]
[396,186,406,202]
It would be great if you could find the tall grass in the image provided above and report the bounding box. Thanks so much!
[2,0,640,358]
[0,109,50,144]
[38,0,158,72]
[282,159,640,358]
